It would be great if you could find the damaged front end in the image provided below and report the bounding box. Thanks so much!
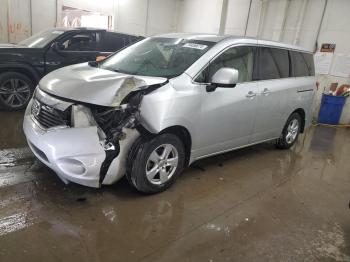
[24,75,167,187]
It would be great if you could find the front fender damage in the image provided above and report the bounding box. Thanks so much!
[73,77,168,185]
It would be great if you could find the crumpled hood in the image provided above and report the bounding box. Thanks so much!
[39,63,167,106]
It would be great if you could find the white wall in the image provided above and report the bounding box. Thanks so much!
[31,0,57,34]
[224,0,250,36]
[0,0,8,42]
[176,0,223,33]
[3,0,31,43]
[287,0,324,50]
[115,0,179,36]
[60,0,116,15]
[114,0,147,35]
[146,0,179,36]
[0,0,179,41]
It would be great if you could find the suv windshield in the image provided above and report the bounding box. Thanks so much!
[99,37,215,78]
[18,29,65,48]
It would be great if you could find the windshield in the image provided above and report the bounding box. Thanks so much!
[18,29,65,48]
[99,37,215,78]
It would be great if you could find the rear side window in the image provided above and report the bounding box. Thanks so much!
[290,51,313,77]
[100,32,127,52]
[270,48,290,78]
[258,47,289,80]
[128,35,143,45]
[302,53,315,76]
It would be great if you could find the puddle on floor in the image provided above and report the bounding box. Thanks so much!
[0,110,27,149]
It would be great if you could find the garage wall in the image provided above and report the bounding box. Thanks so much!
[0,0,179,42]
[0,0,31,43]
[60,0,115,15]
[310,0,350,121]
[0,0,8,43]
[176,0,223,34]
[146,0,179,36]
[114,0,147,35]
[31,0,57,34]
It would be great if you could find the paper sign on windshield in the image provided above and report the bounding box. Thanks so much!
[183,43,208,50]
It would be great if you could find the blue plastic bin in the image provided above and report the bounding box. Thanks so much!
[318,94,347,125]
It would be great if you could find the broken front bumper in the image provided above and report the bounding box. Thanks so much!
[23,97,140,188]
[23,113,106,187]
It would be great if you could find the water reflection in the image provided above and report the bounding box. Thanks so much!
[0,172,186,261]
[0,111,27,149]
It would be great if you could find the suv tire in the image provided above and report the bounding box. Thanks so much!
[276,112,302,149]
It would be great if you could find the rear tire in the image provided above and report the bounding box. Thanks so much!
[0,72,34,110]
[126,133,185,194]
[276,113,302,149]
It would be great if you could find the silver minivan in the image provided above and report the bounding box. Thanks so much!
[23,33,315,193]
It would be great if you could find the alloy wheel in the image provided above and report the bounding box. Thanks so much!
[0,78,31,108]
[145,144,179,185]
[286,119,299,144]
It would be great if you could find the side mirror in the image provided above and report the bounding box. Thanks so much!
[206,67,239,92]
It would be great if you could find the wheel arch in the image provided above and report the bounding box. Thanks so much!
[0,64,40,84]
[138,124,192,167]
[160,125,192,167]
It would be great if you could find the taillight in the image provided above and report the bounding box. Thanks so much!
[316,81,319,90]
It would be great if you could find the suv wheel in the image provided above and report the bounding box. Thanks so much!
[126,133,185,194]
[276,112,302,149]
[0,72,34,110]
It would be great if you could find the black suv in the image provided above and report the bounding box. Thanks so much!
[0,27,143,110]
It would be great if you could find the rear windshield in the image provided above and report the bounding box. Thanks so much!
[99,37,215,78]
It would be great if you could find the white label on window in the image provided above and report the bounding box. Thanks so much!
[183,43,208,50]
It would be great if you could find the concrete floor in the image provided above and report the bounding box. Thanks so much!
[0,111,349,262]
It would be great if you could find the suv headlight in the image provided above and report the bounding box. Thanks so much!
[71,105,106,140]
[71,105,97,128]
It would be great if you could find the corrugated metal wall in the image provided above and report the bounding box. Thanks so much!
[0,0,31,43]
[0,0,9,42]
[7,0,31,43]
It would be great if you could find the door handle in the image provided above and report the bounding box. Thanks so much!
[261,88,270,95]
[246,91,257,98]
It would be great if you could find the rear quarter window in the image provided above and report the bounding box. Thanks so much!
[258,47,289,80]
[269,48,290,78]
[128,35,143,45]
[291,51,314,77]
[100,32,127,52]
[302,53,315,76]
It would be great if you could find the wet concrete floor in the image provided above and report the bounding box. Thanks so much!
[0,111,349,261]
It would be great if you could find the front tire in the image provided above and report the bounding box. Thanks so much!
[0,72,34,110]
[276,113,302,149]
[126,133,185,194]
